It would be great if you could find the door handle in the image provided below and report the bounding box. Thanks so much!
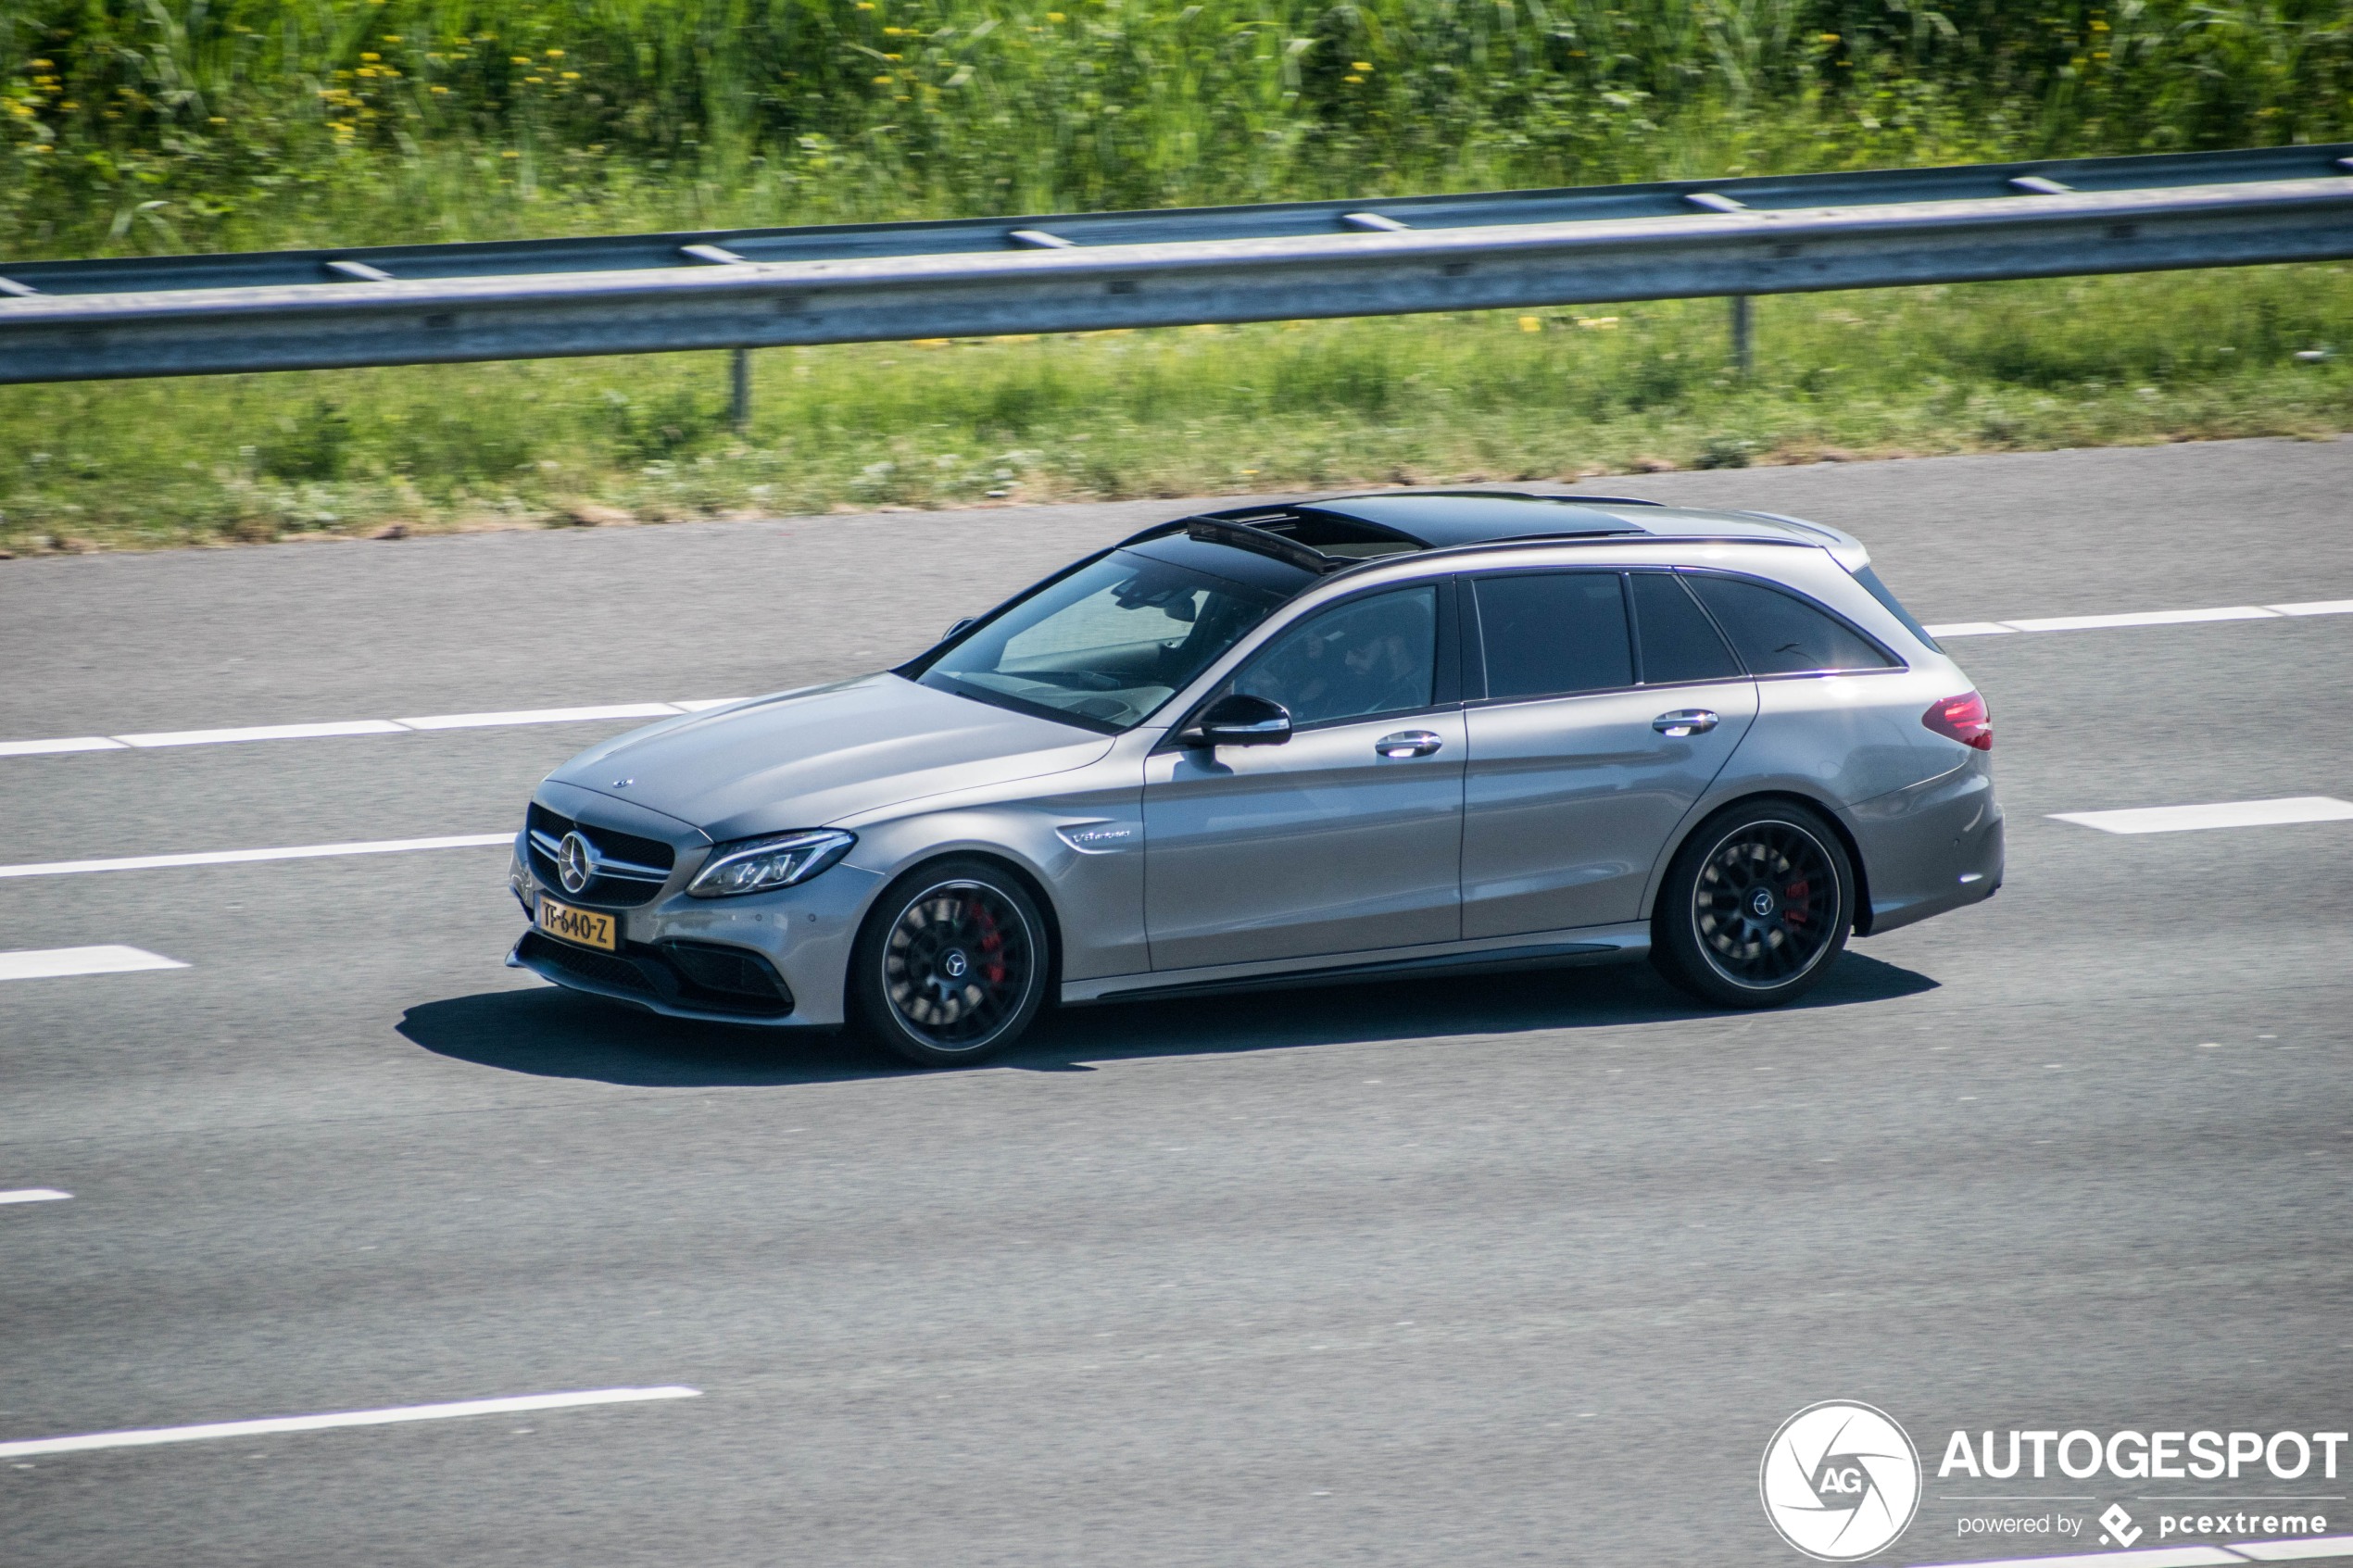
[1375,730,1444,759]
[1652,709,1720,737]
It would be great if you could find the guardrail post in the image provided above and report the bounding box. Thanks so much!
[730,348,752,433]
[1730,295,1755,378]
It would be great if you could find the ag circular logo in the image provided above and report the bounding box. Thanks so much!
[1759,1400,1921,1562]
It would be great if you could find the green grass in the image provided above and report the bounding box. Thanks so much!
[4,1,2352,550]
[6,266,2347,554]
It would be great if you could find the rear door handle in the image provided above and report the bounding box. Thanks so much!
[1653,709,1720,737]
[1376,730,1444,759]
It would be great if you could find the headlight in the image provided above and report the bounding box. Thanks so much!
[687,830,855,898]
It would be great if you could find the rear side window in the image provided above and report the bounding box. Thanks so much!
[1629,573,1743,684]
[1684,574,1899,675]
[1475,572,1633,699]
[1851,564,1944,653]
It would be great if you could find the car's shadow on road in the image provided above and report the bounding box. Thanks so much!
[396,950,1937,1088]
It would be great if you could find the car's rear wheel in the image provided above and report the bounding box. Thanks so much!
[1652,801,1853,1008]
[851,859,1049,1067]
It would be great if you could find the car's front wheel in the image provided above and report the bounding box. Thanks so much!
[1651,800,1853,1008]
[850,859,1050,1067]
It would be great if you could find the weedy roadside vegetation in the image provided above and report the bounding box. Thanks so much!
[4,0,2350,550]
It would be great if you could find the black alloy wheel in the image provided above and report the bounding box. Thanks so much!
[1652,801,1853,1008]
[852,859,1049,1067]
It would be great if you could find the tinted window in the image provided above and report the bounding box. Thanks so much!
[1475,572,1632,700]
[1234,586,1438,726]
[1630,572,1744,684]
[1684,574,1899,675]
[923,550,1283,729]
[1852,564,1944,652]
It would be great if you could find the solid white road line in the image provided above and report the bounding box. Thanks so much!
[2,699,747,759]
[2,587,2348,755]
[117,720,412,748]
[0,834,512,881]
[1930,598,2353,638]
[2002,606,2283,633]
[2237,1539,2353,1562]
[0,946,188,980]
[397,703,684,731]
[0,736,128,757]
[1911,1541,2353,1568]
[0,1386,702,1460]
[1911,1549,2252,1568]
[0,1190,73,1205]
[2050,797,2353,834]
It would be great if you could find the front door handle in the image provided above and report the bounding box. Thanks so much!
[1653,709,1720,737]
[1376,730,1444,759]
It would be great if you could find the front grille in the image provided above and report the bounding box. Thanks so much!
[519,931,795,1019]
[526,802,677,907]
[519,930,655,993]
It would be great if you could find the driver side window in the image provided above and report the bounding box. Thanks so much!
[1231,586,1439,727]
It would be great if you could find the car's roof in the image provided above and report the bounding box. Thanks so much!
[1120,490,1867,578]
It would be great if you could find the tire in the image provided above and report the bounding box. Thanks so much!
[1651,800,1854,1009]
[850,859,1051,1067]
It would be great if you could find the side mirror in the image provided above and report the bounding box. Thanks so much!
[1179,693,1292,748]
[943,617,977,641]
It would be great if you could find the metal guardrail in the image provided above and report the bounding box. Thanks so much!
[1,143,2349,388]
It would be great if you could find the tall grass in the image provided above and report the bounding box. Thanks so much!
[4,2,2350,550]
[6,268,2346,553]
[6,1,2353,256]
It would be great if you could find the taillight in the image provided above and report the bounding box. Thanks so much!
[1923,691,1992,751]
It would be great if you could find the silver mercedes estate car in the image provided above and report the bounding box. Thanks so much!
[507,491,2002,1065]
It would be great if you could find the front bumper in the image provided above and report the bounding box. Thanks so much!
[508,839,881,1027]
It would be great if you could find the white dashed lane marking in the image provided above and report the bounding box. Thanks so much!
[0,946,188,979]
[0,835,511,881]
[2050,797,2353,834]
[0,1386,702,1460]
[0,1190,73,1205]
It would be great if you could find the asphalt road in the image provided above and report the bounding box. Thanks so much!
[3,438,2349,1567]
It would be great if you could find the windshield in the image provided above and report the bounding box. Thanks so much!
[918,549,1287,730]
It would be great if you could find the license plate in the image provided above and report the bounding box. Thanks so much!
[537,896,617,953]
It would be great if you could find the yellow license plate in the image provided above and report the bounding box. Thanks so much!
[537,896,617,953]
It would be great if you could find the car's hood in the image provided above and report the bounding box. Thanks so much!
[546,673,1115,842]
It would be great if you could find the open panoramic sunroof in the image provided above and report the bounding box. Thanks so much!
[1171,491,1659,572]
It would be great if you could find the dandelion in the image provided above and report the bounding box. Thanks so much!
[1343,75,1362,83]
[430,84,449,94]
[30,59,52,69]
[501,148,520,157]
[560,71,579,80]
[360,52,380,61]
[1352,61,1372,70]
[525,76,544,84]
[1818,33,1839,43]
[873,74,894,83]
[545,48,564,57]
[1519,316,1541,332]
[510,56,531,65]
[208,115,227,124]
[1048,11,1066,19]
[383,35,400,43]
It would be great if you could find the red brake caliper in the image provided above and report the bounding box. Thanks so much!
[976,905,1006,985]
[1782,878,1810,926]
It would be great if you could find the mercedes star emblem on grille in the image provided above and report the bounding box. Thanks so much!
[557,831,596,894]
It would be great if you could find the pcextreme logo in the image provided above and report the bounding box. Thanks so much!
[1761,1400,1925,1562]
